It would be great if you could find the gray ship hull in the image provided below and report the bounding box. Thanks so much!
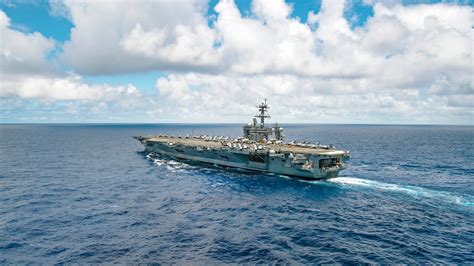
[142,140,345,180]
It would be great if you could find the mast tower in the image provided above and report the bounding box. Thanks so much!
[255,99,270,127]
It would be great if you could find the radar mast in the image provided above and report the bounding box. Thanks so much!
[255,99,270,128]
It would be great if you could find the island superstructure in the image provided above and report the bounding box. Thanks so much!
[135,100,349,179]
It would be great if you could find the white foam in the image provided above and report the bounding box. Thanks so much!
[154,159,166,166]
[278,174,292,180]
[168,160,181,166]
[298,179,334,186]
[328,177,474,207]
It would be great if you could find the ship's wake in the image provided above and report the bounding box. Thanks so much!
[327,177,474,207]
[146,154,473,208]
[147,154,196,172]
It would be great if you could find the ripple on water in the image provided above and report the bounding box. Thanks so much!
[1,124,473,264]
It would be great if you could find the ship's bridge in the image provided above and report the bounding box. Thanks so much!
[243,99,284,142]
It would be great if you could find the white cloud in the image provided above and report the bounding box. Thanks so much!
[0,10,9,27]
[148,0,472,124]
[61,0,220,74]
[1,0,473,124]
[0,74,158,122]
[48,0,72,20]
[0,10,145,105]
[155,73,472,124]
[120,22,219,68]
[0,75,142,102]
[0,10,56,76]
[58,0,473,85]
[214,0,321,75]
[374,3,472,33]
[0,10,155,122]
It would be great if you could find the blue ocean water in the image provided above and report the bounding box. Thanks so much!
[0,124,473,264]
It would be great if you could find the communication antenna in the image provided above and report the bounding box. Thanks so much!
[255,99,270,127]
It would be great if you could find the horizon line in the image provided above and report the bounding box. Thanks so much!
[1,122,472,127]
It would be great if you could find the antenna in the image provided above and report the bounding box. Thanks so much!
[255,98,270,127]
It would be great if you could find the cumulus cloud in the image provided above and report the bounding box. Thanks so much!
[60,0,220,74]
[59,0,473,83]
[148,0,472,124]
[0,10,56,76]
[0,10,155,122]
[120,22,219,68]
[214,0,321,75]
[1,0,472,123]
[1,75,143,103]
[0,10,138,104]
[155,73,472,124]
[48,0,72,20]
[0,73,157,122]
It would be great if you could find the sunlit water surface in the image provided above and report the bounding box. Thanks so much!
[1,124,473,264]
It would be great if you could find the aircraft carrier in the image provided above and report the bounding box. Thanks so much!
[135,100,350,179]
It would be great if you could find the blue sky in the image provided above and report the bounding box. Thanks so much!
[1,1,72,41]
[0,0,472,124]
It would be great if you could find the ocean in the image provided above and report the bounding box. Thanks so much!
[0,124,473,264]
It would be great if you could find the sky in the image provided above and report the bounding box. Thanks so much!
[0,0,472,124]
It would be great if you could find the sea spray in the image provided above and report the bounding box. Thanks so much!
[329,177,474,207]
